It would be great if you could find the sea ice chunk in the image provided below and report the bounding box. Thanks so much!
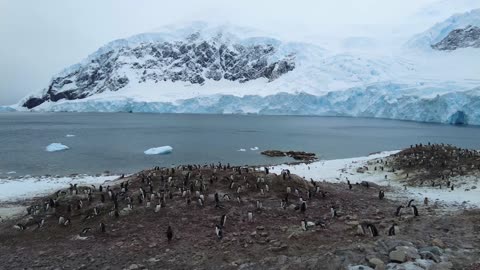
[144,146,173,155]
[66,134,76,137]
[238,148,246,152]
[250,146,259,151]
[46,143,69,152]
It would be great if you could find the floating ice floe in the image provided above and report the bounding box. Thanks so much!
[144,146,173,155]
[46,143,69,152]
[250,146,259,151]
[66,134,76,137]
[238,148,246,152]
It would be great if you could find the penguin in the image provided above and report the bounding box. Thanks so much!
[166,225,173,243]
[215,225,223,239]
[301,219,307,231]
[356,224,365,236]
[330,206,337,218]
[247,211,253,222]
[286,187,291,194]
[214,193,219,204]
[58,216,65,225]
[388,224,396,236]
[146,201,151,208]
[100,194,105,203]
[424,197,429,206]
[198,198,204,207]
[36,219,45,229]
[223,194,231,201]
[99,222,106,233]
[236,196,241,204]
[63,218,71,226]
[395,205,404,217]
[93,207,100,216]
[256,200,262,210]
[366,224,379,237]
[407,199,415,207]
[99,185,103,192]
[155,204,161,213]
[412,205,419,217]
[80,228,91,236]
[451,185,454,191]
[281,199,287,209]
[220,214,227,228]
[348,183,352,190]
[300,201,307,213]
[379,190,385,200]
[14,224,27,231]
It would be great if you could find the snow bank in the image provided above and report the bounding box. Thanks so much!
[46,143,69,152]
[0,175,118,202]
[144,146,173,155]
[269,150,480,207]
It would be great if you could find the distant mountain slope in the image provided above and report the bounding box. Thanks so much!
[406,8,480,50]
[432,25,480,50]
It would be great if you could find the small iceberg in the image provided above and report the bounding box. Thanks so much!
[238,148,246,152]
[250,146,259,151]
[46,143,69,152]
[144,146,173,155]
[66,134,76,137]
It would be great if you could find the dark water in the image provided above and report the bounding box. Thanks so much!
[1,112,480,177]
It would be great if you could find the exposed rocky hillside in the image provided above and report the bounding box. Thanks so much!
[432,25,480,50]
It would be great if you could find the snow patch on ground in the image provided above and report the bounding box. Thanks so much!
[0,174,118,202]
[144,146,173,155]
[269,151,480,207]
[46,143,69,152]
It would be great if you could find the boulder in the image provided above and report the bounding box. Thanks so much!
[389,250,407,263]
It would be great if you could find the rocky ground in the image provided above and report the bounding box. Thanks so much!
[0,160,480,270]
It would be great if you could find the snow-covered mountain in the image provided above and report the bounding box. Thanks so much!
[8,14,480,125]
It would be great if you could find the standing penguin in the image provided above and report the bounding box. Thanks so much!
[215,225,223,239]
[247,211,253,223]
[300,201,307,213]
[366,224,379,237]
[220,214,227,228]
[166,225,173,243]
[412,205,419,217]
[395,205,404,217]
[379,190,385,200]
[388,224,397,236]
[330,206,337,218]
[99,222,106,233]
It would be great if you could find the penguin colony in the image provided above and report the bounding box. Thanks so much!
[5,159,428,247]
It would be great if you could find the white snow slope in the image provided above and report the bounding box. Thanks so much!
[10,13,480,125]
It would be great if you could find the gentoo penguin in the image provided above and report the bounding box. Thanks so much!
[14,224,27,231]
[395,205,404,217]
[223,194,231,201]
[58,216,65,225]
[247,211,253,222]
[100,222,106,233]
[286,187,291,194]
[348,183,353,190]
[407,199,415,207]
[80,228,91,236]
[412,205,419,217]
[214,193,219,204]
[220,214,227,228]
[236,196,241,204]
[379,190,385,200]
[155,204,161,213]
[388,224,397,236]
[215,225,223,239]
[281,199,287,209]
[256,200,262,209]
[330,206,337,218]
[63,218,71,226]
[301,219,307,231]
[424,197,429,206]
[451,185,454,191]
[300,201,307,213]
[166,225,173,243]
[366,224,379,237]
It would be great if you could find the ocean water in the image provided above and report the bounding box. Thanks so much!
[1,112,480,177]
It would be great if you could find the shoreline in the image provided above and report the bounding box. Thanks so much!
[2,149,479,220]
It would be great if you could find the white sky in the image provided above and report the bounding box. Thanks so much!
[0,0,478,105]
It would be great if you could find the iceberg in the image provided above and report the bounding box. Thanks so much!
[144,146,173,155]
[66,134,76,137]
[46,143,69,152]
[250,147,259,151]
[238,148,246,152]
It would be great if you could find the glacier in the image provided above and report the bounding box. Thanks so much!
[7,13,480,126]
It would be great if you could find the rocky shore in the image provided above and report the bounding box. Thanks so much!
[0,147,479,269]
[261,150,317,161]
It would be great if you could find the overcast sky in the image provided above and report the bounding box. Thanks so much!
[0,0,478,105]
